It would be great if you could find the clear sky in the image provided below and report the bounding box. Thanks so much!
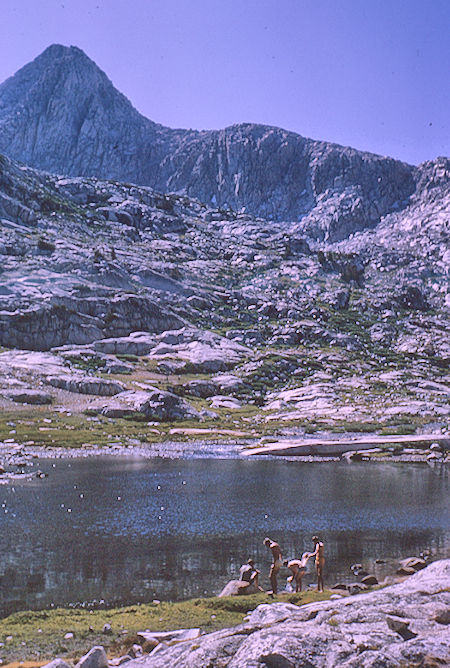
[1,0,449,165]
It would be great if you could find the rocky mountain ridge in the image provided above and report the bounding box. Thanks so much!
[0,44,417,235]
[0,149,448,439]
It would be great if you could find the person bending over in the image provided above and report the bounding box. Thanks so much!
[285,552,311,592]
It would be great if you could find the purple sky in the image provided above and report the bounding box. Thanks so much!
[1,0,449,165]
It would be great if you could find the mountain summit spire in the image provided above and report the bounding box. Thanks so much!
[36,43,89,60]
[0,44,415,228]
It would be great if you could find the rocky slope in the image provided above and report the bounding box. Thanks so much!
[48,559,450,667]
[0,44,416,233]
[0,149,448,442]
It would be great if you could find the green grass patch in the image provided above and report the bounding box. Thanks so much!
[379,424,417,436]
[64,356,106,372]
[329,421,380,433]
[116,354,140,363]
[0,590,332,664]
[327,615,339,627]
[0,410,169,449]
[0,405,263,450]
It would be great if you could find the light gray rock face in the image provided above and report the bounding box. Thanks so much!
[211,374,244,394]
[93,333,157,356]
[75,646,108,668]
[137,629,201,644]
[210,395,242,409]
[0,139,448,429]
[45,374,125,396]
[103,389,200,421]
[148,328,250,373]
[0,45,416,231]
[0,350,65,375]
[123,559,450,667]
[42,660,71,668]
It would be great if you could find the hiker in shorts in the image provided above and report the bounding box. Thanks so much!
[264,537,283,595]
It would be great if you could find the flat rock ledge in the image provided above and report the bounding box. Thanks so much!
[124,559,450,667]
[2,388,53,404]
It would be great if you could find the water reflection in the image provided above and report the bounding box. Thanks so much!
[0,457,448,616]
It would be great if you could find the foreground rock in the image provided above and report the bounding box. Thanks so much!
[137,629,201,644]
[218,580,261,597]
[122,559,450,667]
[75,646,108,668]
[43,661,71,668]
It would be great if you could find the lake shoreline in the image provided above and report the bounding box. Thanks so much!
[0,560,447,666]
[1,450,448,664]
[1,430,449,485]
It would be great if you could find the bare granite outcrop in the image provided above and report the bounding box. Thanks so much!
[0,113,448,435]
[120,559,450,667]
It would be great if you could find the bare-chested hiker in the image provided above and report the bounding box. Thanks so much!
[239,558,263,591]
[311,535,325,592]
[264,537,283,595]
[285,552,311,592]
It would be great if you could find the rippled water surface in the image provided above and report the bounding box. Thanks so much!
[0,457,448,615]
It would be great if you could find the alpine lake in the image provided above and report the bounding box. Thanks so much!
[0,454,448,617]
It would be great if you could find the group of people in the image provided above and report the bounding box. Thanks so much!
[239,536,325,595]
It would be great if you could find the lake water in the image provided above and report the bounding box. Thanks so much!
[0,456,448,616]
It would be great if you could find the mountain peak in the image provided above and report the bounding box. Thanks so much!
[0,43,155,181]
[26,43,106,81]
[38,43,87,60]
[33,44,104,74]
[0,45,418,225]
[0,43,107,104]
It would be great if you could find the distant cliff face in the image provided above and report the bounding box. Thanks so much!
[0,44,417,235]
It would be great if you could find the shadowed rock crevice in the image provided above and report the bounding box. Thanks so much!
[0,295,183,351]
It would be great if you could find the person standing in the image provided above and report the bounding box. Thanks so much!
[311,535,325,592]
[263,537,283,595]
